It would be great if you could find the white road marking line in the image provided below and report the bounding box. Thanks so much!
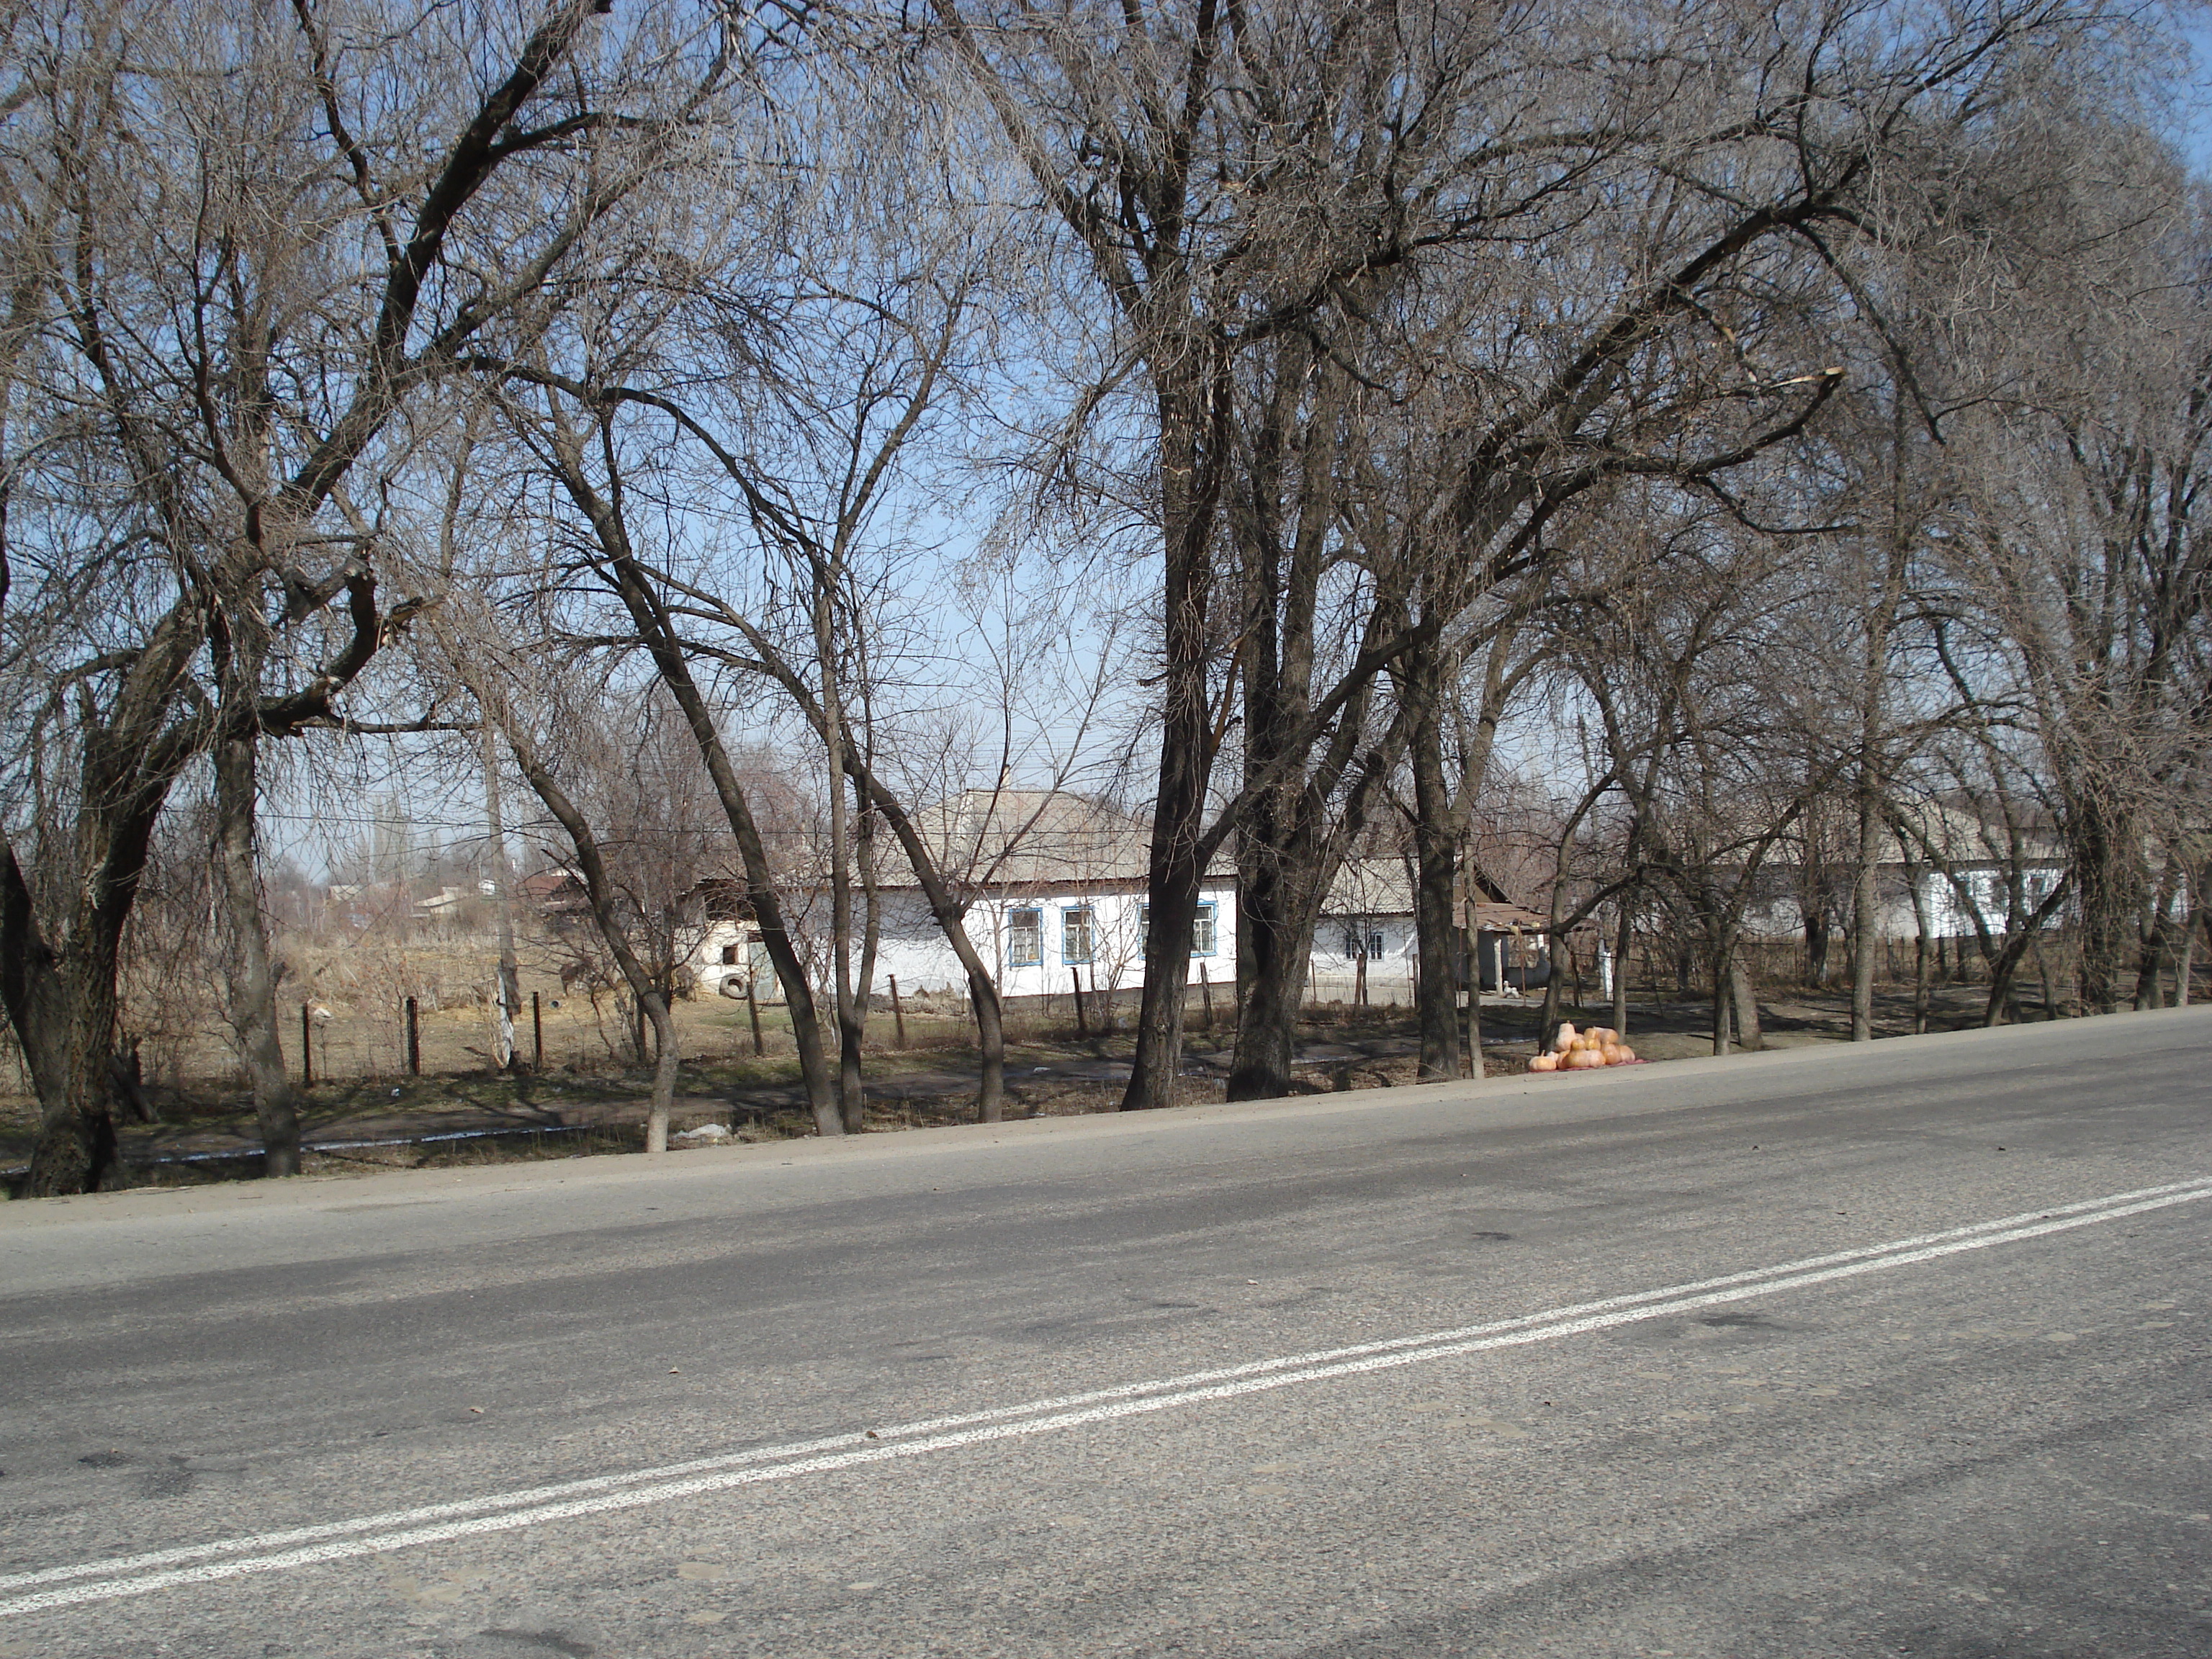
[4,1175,2207,1618]
[11,1174,2195,1598]
[0,1188,2157,1599]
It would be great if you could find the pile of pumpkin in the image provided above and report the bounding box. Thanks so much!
[1527,1022,1636,1072]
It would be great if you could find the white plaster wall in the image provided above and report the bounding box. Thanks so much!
[864,891,968,997]
[682,886,1241,1002]
[1738,870,2065,944]
[1308,914,1417,999]
[1919,867,2065,938]
[871,886,1236,1001]
[686,920,754,997]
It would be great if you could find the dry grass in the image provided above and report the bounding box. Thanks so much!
[0,966,2077,1196]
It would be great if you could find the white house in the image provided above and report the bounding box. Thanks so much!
[1308,858,1419,1002]
[871,790,1236,1006]
[1308,862,1562,1001]
[684,786,1488,1008]
[685,791,1237,1006]
[681,790,1568,1010]
[1737,798,2069,945]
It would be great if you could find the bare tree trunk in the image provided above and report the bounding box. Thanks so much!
[540,413,840,1134]
[1907,863,1933,1035]
[2072,799,2141,1013]
[2132,865,2180,1010]
[1728,951,1764,1051]
[642,995,678,1155]
[1123,372,1225,1112]
[212,732,301,1177]
[659,660,836,1136]
[1464,992,1484,1073]
[1712,945,1733,1056]
[0,594,208,1194]
[481,717,521,1069]
[825,693,865,1136]
[1850,783,1881,1042]
[504,724,678,1153]
[1803,893,1833,986]
[649,598,1007,1123]
[1406,639,1461,1081]
[2178,893,2197,1007]
[834,759,1006,1123]
[1982,876,2074,1026]
[1538,869,1570,1050]
[1224,348,1356,1103]
[1225,737,1400,1100]
[2031,933,2060,1018]
[832,985,865,1134]
[3,796,163,1195]
[1228,863,1312,1100]
[855,786,882,1040]
[1611,898,1632,1038]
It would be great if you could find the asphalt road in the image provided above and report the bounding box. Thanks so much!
[2,1007,2208,1659]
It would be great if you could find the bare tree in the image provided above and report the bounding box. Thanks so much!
[496,710,685,1156]
[931,0,1543,1109]
[0,0,739,1192]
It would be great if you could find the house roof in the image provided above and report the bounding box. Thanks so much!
[885,800,1565,927]
[1892,796,2067,866]
[684,877,757,921]
[1467,900,1556,932]
[1735,799,2069,874]
[1323,858,1412,917]
[846,792,1602,934]
[1321,860,1557,931]
[884,789,1237,891]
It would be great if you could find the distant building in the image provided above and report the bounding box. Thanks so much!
[1738,798,2068,944]
[675,788,1571,1008]
[685,790,1236,1006]
[517,870,587,911]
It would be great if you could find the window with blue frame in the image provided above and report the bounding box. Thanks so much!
[1061,906,1094,964]
[1139,902,1218,956]
[1007,907,1042,967]
[1191,902,1217,956]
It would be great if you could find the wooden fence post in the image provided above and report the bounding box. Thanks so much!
[890,976,908,1048]
[531,990,544,1070]
[1072,968,1087,1037]
[300,1002,313,1087]
[404,996,421,1076]
[1199,961,1213,1033]
[745,978,765,1056]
